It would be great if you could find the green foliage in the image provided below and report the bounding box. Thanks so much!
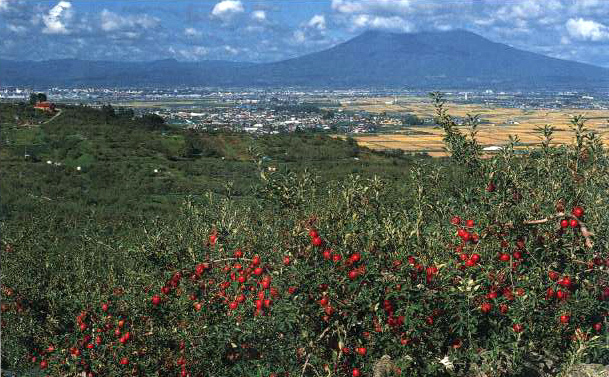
[402,114,423,126]
[138,113,167,131]
[29,92,47,105]
[323,110,336,120]
[430,92,482,172]
[1,99,608,377]
[272,103,322,114]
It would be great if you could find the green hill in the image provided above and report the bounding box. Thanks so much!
[0,103,429,222]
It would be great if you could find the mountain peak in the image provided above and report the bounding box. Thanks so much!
[358,28,481,36]
[153,58,179,63]
[353,28,492,43]
[1,28,607,88]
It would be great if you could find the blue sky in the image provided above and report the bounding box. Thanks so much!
[2,0,609,67]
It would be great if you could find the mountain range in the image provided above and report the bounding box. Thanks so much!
[2,30,608,89]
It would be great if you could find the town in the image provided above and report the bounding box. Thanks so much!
[2,86,608,136]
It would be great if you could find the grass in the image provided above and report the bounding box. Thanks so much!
[0,103,428,223]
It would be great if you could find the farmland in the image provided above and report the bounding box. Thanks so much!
[339,96,609,156]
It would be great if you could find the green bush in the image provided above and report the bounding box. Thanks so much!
[1,97,608,377]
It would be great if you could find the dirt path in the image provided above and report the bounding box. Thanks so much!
[43,108,63,124]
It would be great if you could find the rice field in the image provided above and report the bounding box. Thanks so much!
[339,97,609,156]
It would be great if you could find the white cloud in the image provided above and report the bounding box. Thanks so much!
[177,46,209,60]
[331,0,363,14]
[184,27,202,37]
[566,17,609,41]
[7,23,27,33]
[351,14,412,32]
[291,14,332,46]
[435,23,453,32]
[100,10,121,31]
[574,0,600,7]
[0,0,21,12]
[211,0,244,21]
[307,14,326,31]
[332,0,414,15]
[42,1,72,34]
[192,46,208,56]
[251,10,266,22]
[100,9,160,32]
[245,25,262,32]
[570,0,609,13]
[293,30,306,43]
[511,1,544,19]
[331,0,450,33]
[329,0,579,39]
[217,45,239,55]
[494,0,562,22]
[473,18,494,26]
[0,0,10,12]
[224,45,238,55]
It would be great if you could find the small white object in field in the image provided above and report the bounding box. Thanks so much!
[438,355,454,371]
[76,166,81,171]
[47,160,52,164]
[154,169,158,173]
[483,145,502,151]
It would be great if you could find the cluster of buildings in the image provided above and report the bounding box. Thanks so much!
[452,90,608,110]
[156,105,383,134]
[3,86,608,135]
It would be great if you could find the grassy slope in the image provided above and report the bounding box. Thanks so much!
[0,103,429,223]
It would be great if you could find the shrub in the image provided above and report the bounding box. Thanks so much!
[1,98,608,377]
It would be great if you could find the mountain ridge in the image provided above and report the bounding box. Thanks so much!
[1,30,608,89]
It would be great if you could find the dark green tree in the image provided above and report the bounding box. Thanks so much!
[116,107,135,119]
[403,114,422,125]
[139,114,166,130]
[322,110,335,120]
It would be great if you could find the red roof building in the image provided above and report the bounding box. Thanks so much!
[34,101,56,112]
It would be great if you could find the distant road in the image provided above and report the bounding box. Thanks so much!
[43,108,62,124]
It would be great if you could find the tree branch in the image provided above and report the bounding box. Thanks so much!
[523,212,594,248]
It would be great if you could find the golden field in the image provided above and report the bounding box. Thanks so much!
[338,97,609,156]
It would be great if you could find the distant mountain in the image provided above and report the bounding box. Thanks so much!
[252,30,609,88]
[0,58,254,87]
[2,30,608,89]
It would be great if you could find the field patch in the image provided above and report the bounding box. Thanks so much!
[340,99,609,155]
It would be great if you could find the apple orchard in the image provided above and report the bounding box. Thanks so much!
[2,94,608,377]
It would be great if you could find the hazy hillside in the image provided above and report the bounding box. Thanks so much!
[255,30,609,88]
[1,30,608,88]
[0,59,254,87]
